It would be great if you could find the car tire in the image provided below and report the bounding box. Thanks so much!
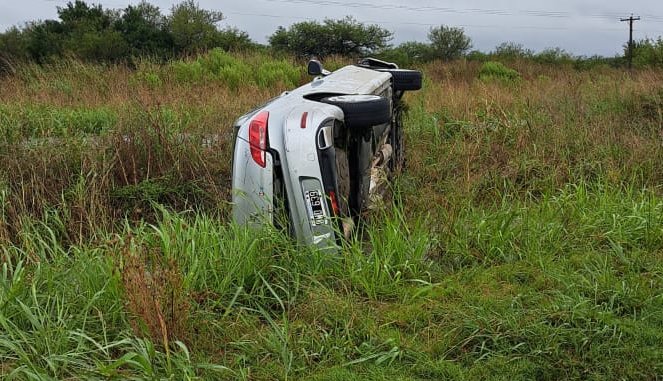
[383,69,423,91]
[322,95,391,129]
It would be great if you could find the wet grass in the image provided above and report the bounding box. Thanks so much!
[0,53,662,380]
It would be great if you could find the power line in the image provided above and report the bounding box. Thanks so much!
[225,11,659,34]
[38,0,663,22]
[252,0,663,23]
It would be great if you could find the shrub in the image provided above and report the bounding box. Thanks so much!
[534,47,574,65]
[632,38,663,68]
[199,47,238,73]
[478,61,521,82]
[466,50,489,62]
[428,25,472,61]
[217,64,252,90]
[268,16,392,58]
[256,60,301,88]
[377,41,435,67]
[169,49,301,89]
[491,42,533,60]
[171,60,206,83]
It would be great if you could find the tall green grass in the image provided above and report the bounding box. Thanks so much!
[168,49,303,89]
[0,104,117,142]
[2,183,662,379]
[1,53,662,379]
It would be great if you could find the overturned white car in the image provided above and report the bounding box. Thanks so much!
[231,58,422,250]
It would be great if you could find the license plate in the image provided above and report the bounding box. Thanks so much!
[305,190,328,226]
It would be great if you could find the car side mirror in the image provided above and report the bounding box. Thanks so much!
[307,59,330,76]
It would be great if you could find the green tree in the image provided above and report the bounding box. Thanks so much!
[492,42,533,59]
[377,41,435,67]
[216,27,254,51]
[25,20,66,62]
[60,2,128,61]
[0,26,30,61]
[72,29,129,61]
[114,1,171,57]
[534,47,574,65]
[631,38,663,68]
[269,17,392,57]
[397,41,435,61]
[57,0,113,32]
[0,0,254,63]
[427,25,471,61]
[167,0,224,54]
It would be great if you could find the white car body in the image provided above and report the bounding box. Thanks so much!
[232,60,419,250]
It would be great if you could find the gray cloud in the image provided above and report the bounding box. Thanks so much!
[1,0,661,55]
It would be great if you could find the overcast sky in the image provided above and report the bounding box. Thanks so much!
[1,0,662,56]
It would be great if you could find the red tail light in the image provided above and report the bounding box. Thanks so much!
[249,111,269,168]
[301,112,308,129]
[329,191,340,215]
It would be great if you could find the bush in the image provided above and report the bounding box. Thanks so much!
[216,27,255,51]
[268,16,392,58]
[169,49,301,89]
[217,64,252,90]
[166,0,224,54]
[632,38,663,68]
[428,25,472,61]
[491,42,533,60]
[573,55,622,70]
[256,60,301,88]
[199,47,240,73]
[171,60,207,83]
[466,50,489,62]
[478,61,521,82]
[534,47,574,65]
[0,0,257,63]
[377,41,435,67]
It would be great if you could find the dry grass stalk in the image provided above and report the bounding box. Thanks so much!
[119,237,190,346]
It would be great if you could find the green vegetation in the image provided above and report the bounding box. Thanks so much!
[1,43,663,381]
[1,0,663,70]
[478,61,521,82]
[268,16,392,58]
[427,26,473,61]
[0,104,116,141]
[0,0,254,63]
[632,38,663,68]
[170,49,302,89]
[377,26,472,67]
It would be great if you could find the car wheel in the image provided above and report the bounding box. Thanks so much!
[383,69,423,91]
[322,95,391,129]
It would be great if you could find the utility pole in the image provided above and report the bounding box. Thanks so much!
[620,14,640,69]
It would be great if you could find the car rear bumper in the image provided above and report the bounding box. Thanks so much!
[232,104,344,251]
[231,137,275,226]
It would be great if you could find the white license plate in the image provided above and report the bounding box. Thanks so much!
[305,190,328,226]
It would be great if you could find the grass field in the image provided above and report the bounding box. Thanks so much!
[1,51,662,380]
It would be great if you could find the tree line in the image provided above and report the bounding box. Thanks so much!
[0,0,253,63]
[0,0,662,69]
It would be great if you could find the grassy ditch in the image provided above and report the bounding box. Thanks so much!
[0,52,662,380]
